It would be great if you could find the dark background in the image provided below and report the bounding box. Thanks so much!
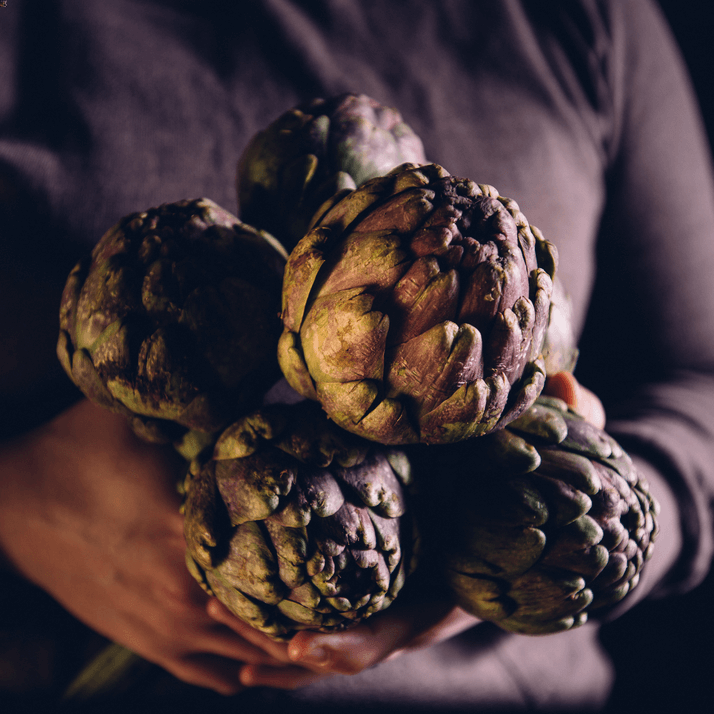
[601,3,714,713]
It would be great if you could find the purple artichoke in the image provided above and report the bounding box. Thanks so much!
[415,396,659,634]
[57,198,287,454]
[237,93,427,250]
[182,401,415,640]
[279,163,558,445]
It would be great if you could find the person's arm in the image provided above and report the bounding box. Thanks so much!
[0,399,304,695]
[576,0,714,606]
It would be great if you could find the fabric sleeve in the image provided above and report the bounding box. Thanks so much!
[576,0,714,601]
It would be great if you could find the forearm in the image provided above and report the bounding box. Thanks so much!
[0,399,304,694]
[605,374,714,598]
[575,1,714,603]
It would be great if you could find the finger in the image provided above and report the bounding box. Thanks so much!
[287,599,456,676]
[543,370,579,407]
[157,652,247,696]
[206,598,293,663]
[543,372,606,428]
[116,577,286,667]
[239,662,330,690]
[193,622,288,665]
[287,620,415,675]
[577,382,606,429]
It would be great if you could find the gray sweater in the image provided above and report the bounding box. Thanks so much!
[2,0,713,709]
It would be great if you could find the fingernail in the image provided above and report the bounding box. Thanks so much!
[239,664,256,687]
[206,598,223,619]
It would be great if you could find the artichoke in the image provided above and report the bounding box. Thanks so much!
[279,163,557,445]
[416,396,659,634]
[182,400,414,640]
[57,198,287,454]
[237,93,427,250]
[542,276,579,375]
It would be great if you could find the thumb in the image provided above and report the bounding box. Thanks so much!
[286,599,456,675]
[286,615,416,676]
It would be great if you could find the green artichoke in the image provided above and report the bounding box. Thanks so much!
[57,198,287,454]
[237,93,427,250]
[182,400,415,640]
[416,396,658,634]
[279,163,558,445]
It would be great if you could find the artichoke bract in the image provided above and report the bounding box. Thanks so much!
[237,93,427,250]
[279,163,557,445]
[542,276,579,376]
[418,397,659,635]
[182,401,414,640]
[57,198,287,453]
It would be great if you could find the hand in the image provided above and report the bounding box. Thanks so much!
[206,582,481,690]
[543,371,606,429]
[0,399,293,695]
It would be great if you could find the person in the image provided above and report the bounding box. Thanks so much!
[1,0,713,710]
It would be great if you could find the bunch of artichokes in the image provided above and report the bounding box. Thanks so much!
[56,92,659,677]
